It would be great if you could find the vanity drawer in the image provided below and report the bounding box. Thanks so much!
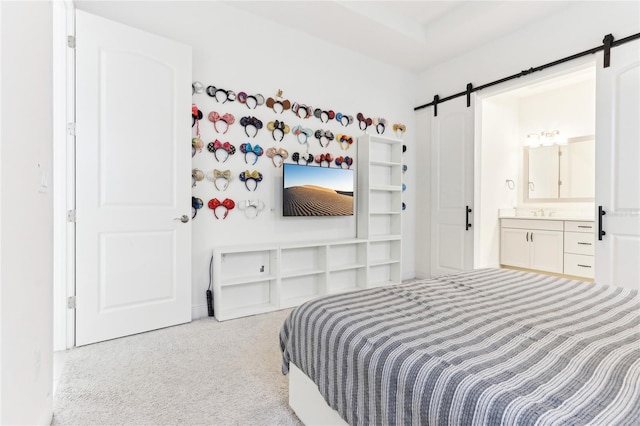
[501,219,563,231]
[565,221,595,233]
[564,231,595,255]
[564,253,594,279]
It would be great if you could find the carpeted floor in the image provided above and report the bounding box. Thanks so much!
[52,309,303,426]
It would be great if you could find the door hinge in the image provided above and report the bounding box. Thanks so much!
[67,122,76,136]
[67,210,76,223]
[67,296,76,309]
[67,35,76,48]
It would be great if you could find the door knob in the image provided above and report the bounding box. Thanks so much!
[174,214,189,223]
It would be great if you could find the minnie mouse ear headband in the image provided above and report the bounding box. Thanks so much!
[192,105,203,127]
[240,143,264,165]
[207,140,236,162]
[208,111,235,134]
[291,102,313,119]
[267,120,290,141]
[314,108,335,123]
[335,156,353,169]
[315,153,334,167]
[372,118,387,134]
[237,91,265,109]
[206,85,236,103]
[336,112,354,127]
[240,116,263,138]
[292,152,313,165]
[336,134,354,150]
[266,147,289,167]
[357,113,373,131]
[238,199,266,219]
[208,198,235,219]
[393,123,406,138]
[266,90,291,114]
[292,125,313,146]
[314,129,334,148]
[192,81,204,95]
[239,170,263,191]
[192,196,203,219]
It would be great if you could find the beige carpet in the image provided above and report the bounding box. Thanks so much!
[52,309,303,426]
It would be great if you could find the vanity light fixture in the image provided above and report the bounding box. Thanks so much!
[525,130,566,147]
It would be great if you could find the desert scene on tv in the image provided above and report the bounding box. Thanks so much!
[283,165,354,216]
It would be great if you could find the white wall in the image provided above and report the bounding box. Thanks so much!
[0,1,54,424]
[73,1,418,317]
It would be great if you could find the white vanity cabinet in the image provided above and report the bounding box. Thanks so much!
[563,221,595,279]
[500,219,564,273]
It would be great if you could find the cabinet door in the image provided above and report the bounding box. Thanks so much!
[500,228,530,268]
[530,230,564,273]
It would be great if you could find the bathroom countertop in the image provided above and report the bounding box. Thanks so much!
[499,215,595,221]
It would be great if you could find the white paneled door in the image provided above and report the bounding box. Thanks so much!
[75,11,192,345]
[595,42,640,290]
[430,96,474,276]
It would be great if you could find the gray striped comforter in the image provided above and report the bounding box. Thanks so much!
[279,268,640,425]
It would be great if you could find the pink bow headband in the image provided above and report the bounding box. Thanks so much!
[208,111,235,134]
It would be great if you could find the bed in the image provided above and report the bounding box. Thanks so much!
[279,268,640,425]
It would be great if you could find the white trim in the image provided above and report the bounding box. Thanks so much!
[52,0,75,351]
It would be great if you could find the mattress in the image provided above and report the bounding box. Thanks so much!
[279,268,640,425]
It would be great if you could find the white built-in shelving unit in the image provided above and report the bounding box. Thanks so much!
[212,134,403,321]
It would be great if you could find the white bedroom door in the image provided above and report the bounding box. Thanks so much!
[75,11,192,346]
[430,96,475,276]
[595,42,640,290]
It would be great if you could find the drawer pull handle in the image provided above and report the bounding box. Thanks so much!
[578,225,592,229]
[577,242,592,246]
[577,264,592,268]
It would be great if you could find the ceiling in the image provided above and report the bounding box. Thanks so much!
[222,1,576,73]
[75,1,577,74]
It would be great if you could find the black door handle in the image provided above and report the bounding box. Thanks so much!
[465,206,472,231]
[598,205,606,240]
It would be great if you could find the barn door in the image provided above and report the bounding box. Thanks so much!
[75,11,192,345]
[430,96,475,276]
[595,41,640,290]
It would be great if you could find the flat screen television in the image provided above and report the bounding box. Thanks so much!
[282,163,354,216]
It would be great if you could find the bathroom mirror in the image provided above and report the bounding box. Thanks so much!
[524,135,595,202]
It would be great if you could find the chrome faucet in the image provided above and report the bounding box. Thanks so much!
[538,208,545,217]
[530,210,538,217]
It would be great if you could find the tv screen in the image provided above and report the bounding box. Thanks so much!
[283,164,354,216]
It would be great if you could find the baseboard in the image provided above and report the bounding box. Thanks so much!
[191,303,210,320]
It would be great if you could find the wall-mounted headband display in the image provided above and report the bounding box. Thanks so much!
[192,137,204,153]
[267,120,290,142]
[292,152,313,165]
[357,113,373,131]
[208,111,235,134]
[206,85,236,103]
[393,123,406,138]
[240,143,264,165]
[192,104,203,128]
[266,147,289,167]
[207,140,236,163]
[314,108,335,123]
[291,102,313,119]
[237,92,265,109]
[240,116,263,138]
[238,199,266,219]
[314,129,334,148]
[192,168,205,187]
[208,198,235,220]
[239,170,263,191]
[266,90,291,114]
[292,125,313,147]
[192,196,203,219]
[315,153,334,167]
[335,156,353,169]
[336,134,354,150]
[336,112,354,127]
[213,169,232,191]
[192,81,204,95]
[372,118,387,134]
